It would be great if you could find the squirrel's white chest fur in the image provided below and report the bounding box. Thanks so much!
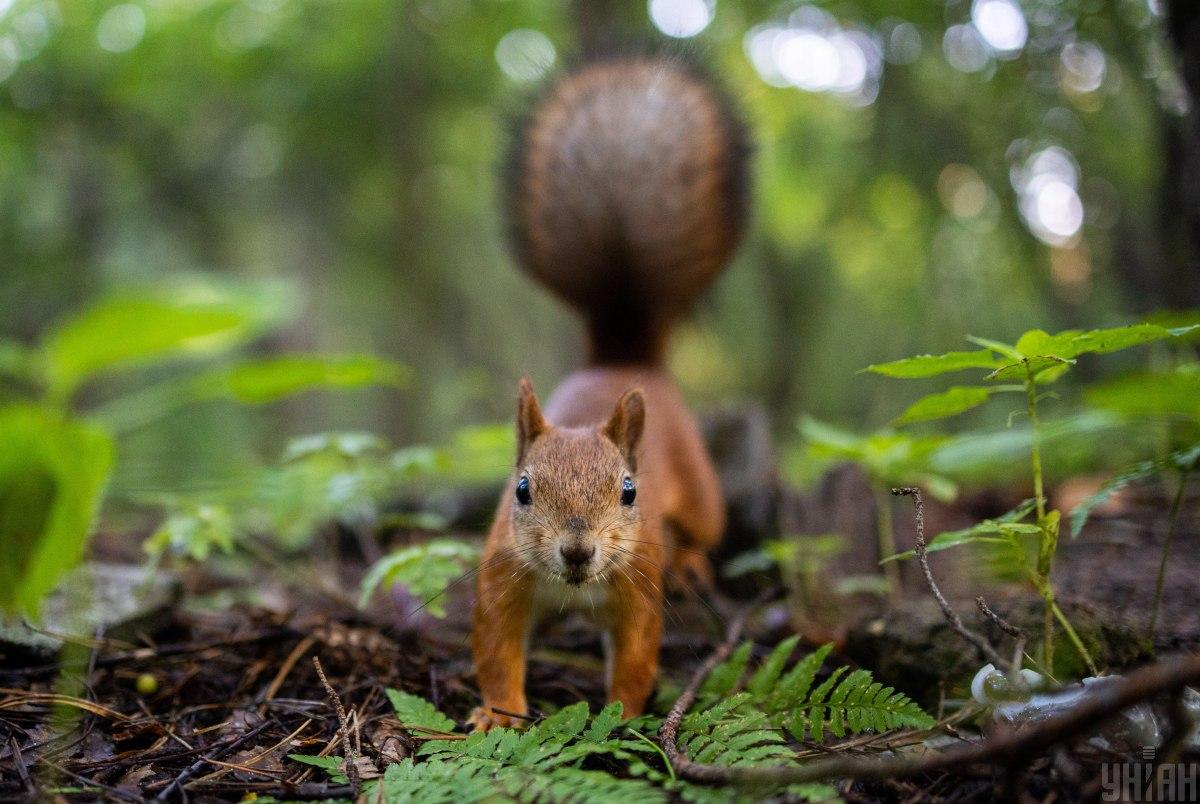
[531,575,615,625]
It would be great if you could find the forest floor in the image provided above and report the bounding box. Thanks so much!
[1,476,1198,802]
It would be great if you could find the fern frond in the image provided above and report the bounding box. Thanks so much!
[698,641,753,699]
[765,642,832,713]
[375,757,495,803]
[386,688,456,733]
[691,643,931,748]
[678,694,792,768]
[676,779,840,803]
[501,767,665,804]
[746,635,800,698]
[784,665,934,741]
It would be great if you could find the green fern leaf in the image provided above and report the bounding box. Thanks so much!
[699,641,752,699]
[386,688,456,733]
[746,634,799,698]
[803,665,847,742]
[376,757,494,803]
[767,642,832,714]
[502,767,665,803]
[585,701,624,742]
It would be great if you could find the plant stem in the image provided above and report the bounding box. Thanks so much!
[1025,374,1047,526]
[1149,469,1190,645]
[875,485,900,598]
[1024,371,1054,668]
[627,727,675,784]
[1048,595,1098,677]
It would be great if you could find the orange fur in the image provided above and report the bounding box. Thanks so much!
[470,372,723,728]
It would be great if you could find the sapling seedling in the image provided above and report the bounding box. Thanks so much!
[798,417,955,599]
[869,322,1198,674]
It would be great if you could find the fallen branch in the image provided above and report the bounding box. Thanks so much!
[658,596,1200,787]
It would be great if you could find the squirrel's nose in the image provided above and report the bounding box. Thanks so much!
[560,541,595,566]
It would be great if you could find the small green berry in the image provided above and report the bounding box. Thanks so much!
[136,673,158,695]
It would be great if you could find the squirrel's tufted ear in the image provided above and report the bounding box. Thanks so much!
[515,377,548,465]
[602,388,645,471]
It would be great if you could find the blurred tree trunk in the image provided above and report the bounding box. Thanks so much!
[1158,2,1200,308]
[571,0,643,53]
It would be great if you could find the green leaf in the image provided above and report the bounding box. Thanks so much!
[42,286,283,400]
[287,753,348,784]
[1069,444,1200,537]
[1058,323,1199,358]
[1006,324,1200,370]
[283,431,388,462]
[965,335,1022,361]
[699,641,752,698]
[747,635,800,699]
[803,666,847,742]
[768,643,832,714]
[209,354,409,404]
[0,406,114,616]
[144,504,235,561]
[358,539,478,616]
[1013,328,1080,358]
[799,417,949,487]
[882,499,1037,563]
[892,386,992,425]
[585,702,624,742]
[1086,370,1200,422]
[986,355,1074,382]
[386,689,457,733]
[864,349,1004,378]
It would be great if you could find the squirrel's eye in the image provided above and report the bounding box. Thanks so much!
[620,476,636,506]
[515,476,532,505]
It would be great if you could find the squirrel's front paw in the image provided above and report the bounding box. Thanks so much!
[467,706,525,732]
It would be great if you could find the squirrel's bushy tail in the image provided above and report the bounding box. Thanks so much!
[506,55,750,366]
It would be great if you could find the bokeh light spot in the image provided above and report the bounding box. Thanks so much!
[937,164,989,219]
[495,29,555,83]
[971,0,1027,56]
[96,4,145,53]
[0,36,17,83]
[745,6,881,103]
[1061,42,1106,94]
[648,0,714,39]
[943,24,990,73]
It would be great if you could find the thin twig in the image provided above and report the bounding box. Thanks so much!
[975,596,1024,639]
[259,635,317,710]
[8,735,33,796]
[152,720,272,801]
[892,487,1009,669]
[39,757,142,803]
[312,656,360,792]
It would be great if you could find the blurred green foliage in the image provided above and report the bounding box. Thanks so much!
[2,0,1193,466]
[3,0,1200,613]
[0,405,112,614]
[0,280,405,615]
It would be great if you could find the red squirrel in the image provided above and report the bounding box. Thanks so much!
[469,55,750,731]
